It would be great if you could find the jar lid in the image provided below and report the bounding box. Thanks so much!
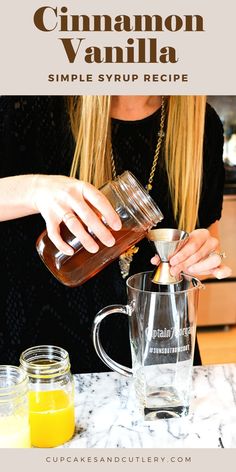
[20,345,71,378]
[0,365,28,401]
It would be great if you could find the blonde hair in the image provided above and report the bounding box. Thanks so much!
[68,96,206,233]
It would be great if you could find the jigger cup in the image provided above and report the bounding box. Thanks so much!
[147,228,189,285]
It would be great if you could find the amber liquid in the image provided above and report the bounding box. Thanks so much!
[36,223,145,287]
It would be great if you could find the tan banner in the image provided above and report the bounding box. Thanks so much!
[1,448,236,472]
[0,0,236,94]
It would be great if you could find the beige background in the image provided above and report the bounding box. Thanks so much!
[0,448,236,472]
[0,0,236,94]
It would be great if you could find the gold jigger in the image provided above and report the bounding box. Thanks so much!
[147,228,189,285]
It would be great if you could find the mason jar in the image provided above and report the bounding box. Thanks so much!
[36,170,163,287]
[0,365,30,448]
[20,345,75,448]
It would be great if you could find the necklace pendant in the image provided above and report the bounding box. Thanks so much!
[146,183,152,192]
[119,245,139,279]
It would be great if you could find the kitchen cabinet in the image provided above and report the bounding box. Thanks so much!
[198,194,236,326]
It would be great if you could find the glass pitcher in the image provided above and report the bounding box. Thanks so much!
[36,171,163,287]
[92,271,203,420]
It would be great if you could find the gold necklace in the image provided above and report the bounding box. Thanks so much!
[110,96,166,278]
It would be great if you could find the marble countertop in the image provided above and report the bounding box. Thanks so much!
[64,364,236,449]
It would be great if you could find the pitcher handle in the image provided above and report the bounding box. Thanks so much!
[92,304,133,377]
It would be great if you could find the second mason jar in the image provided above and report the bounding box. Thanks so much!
[0,365,30,448]
[36,170,163,287]
[20,345,75,448]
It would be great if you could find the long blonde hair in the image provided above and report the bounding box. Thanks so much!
[68,96,206,233]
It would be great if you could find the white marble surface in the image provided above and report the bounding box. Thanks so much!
[63,364,236,448]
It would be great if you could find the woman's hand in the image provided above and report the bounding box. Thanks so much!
[32,174,122,255]
[151,227,232,280]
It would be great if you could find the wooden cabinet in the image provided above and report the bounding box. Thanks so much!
[197,195,236,326]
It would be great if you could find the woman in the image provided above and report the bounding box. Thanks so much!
[0,95,231,372]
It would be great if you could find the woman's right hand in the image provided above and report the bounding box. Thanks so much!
[32,174,122,255]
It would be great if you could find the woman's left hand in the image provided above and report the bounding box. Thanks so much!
[151,228,232,279]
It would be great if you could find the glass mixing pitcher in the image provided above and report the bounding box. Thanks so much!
[93,271,203,420]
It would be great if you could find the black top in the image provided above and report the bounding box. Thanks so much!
[0,97,224,373]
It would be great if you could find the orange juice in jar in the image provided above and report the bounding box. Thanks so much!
[20,346,75,448]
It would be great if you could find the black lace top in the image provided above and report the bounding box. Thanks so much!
[0,97,224,372]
